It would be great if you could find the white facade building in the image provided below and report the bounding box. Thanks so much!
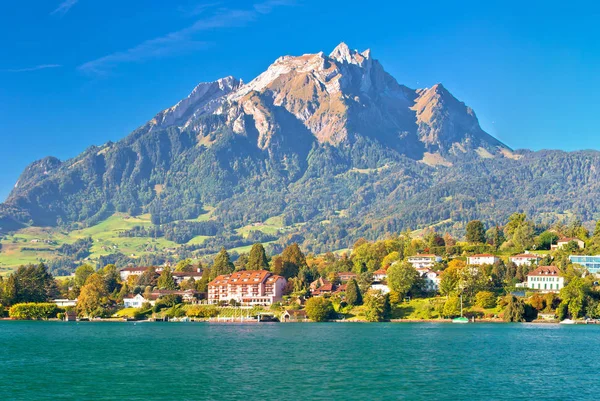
[510,253,542,267]
[372,269,387,281]
[370,283,390,294]
[123,294,148,308]
[526,266,564,293]
[53,299,77,307]
[407,254,443,269]
[467,254,500,265]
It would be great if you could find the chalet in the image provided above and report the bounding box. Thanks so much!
[526,266,564,293]
[407,254,442,269]
[467,254,500,265]
[510,253,542,266]
[552,238,585,250]
[208,270,286,305]
[310,277,331,292]
[282,309,308,322]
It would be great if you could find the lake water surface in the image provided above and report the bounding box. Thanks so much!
[0,321,597,400]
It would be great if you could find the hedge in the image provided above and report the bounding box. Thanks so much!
[9,303,62,320]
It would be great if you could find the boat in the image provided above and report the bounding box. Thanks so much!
[452,294,469,324]
[560,319,576,325]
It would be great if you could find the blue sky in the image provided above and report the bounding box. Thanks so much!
[0,0,599,201]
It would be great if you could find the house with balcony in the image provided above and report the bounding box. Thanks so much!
[407,254,442,269]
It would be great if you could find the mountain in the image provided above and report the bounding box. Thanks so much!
[2,43,599,260]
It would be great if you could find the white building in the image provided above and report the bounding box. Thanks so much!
[551,238,585,250]
[509,253,542,267]
[372,268,387,281]
[467,254,500,265]
[208,270,286,305]
[370,283,390,294]
[423,270,442,292]
[119,267,149,281]
[526,266,564,293]
[407,254,442,269]
[123,294,148,308]
[53,299,77,307]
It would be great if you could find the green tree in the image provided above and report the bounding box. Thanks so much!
[74,264,96,288]
[305,297,334,322]
[466,220,486,244]
[77,273,109,318]
[475,291,496,308]
[157,267,177,290]
[503,295,525,322]
[387,262,420,299]
[345,278,362,306]
[12,264,58,304]
[247,243,269,271]
[3,274,17,306]
[280,243,306,279]
[211,247,234,279]
[102,264,120,294]
[443,295,461,318]
[174,259,194,272]
[363,290,391,322]
[535,231,559,250]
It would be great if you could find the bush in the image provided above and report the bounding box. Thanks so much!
[186,305,219,318]
[305,297,334,322]
[9,303,62,320]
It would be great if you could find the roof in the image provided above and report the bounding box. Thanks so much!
[527,266,561,277]
[209,270,276,287]
[338,272,356,276]
[558,237,583,243]
[409,254,439,258]
[373,268,387,275]
[470,254,496,258]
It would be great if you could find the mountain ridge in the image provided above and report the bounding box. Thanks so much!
[1,43,598,259]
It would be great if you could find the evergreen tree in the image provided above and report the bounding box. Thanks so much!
[157,267,177,290]
[211,247,234,279]
[3,274,17,306]
[247,243,269,271]
[345,278,362,306]
[503,295,525,322]
[280,243,306,279]
[466,220,486,243]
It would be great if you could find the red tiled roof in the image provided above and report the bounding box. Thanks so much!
[410,254,439,258]
[209,270,273,287]
[558,237,582,243]
[470,254,496,257]
[527,266,561,277]
[373,268,387,275]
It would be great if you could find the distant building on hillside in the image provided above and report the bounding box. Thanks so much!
[509,253,542,267]
[53,299,77,307]
[172,270,203,284]
[123,294,148,308]
[282,309,308,322]
[467,254,500,265]
[338,272,357,282]
[569,255,600,274]
[372,268,387,281]
[407,254,442,269]
[526,266,564,293]
[551,238,585,250]
[208,270,286,305]
[119,267,149,281]
[417,269,442,292]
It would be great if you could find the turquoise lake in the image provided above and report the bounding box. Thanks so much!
[0,321,598,400]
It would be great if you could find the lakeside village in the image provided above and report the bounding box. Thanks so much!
[3,213,600,324]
